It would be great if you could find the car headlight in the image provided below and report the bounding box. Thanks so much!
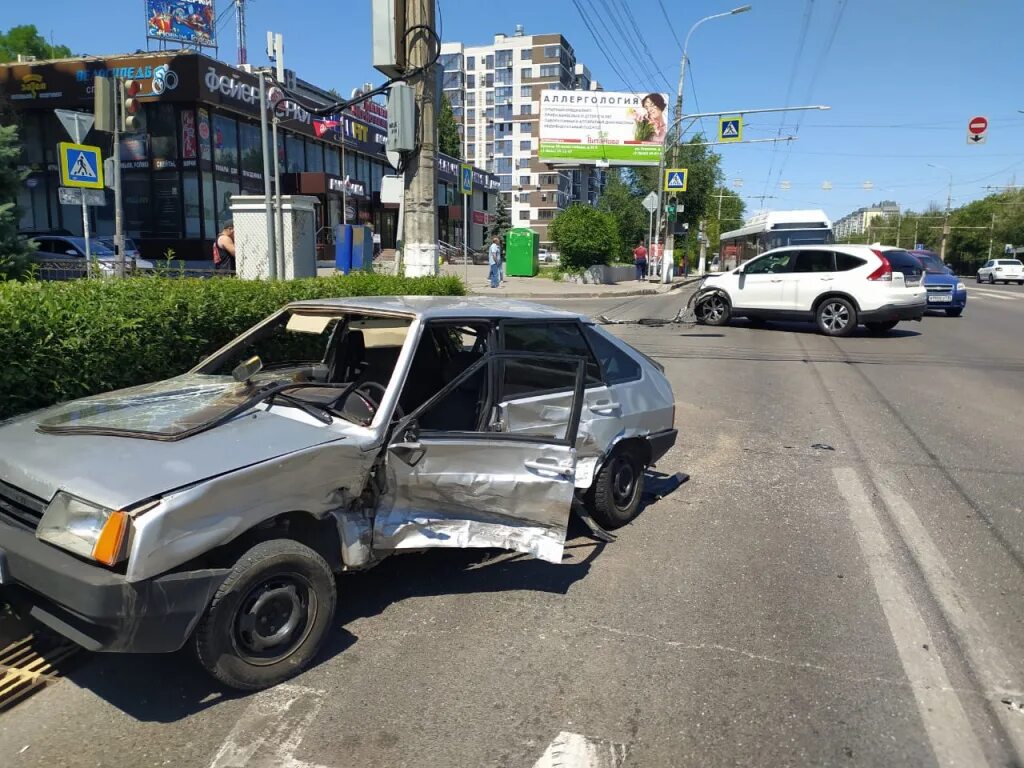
[37,492,130,566]
[956,282,966,291]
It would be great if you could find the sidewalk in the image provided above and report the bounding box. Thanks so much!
[439,263,699,298]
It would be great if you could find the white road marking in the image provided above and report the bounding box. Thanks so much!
[531,732,628,768]
[969,288,1019,300]
[209,685,332,768]
[833,467,989,768]
[875,484,1024,759]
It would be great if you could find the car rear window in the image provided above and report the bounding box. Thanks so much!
[882,249,923,278]
[998,260,1022,266]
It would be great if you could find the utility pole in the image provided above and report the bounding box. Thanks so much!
[940,180,952,260]
[988,212,996,260]
[401,0,439,276]
[235,0,248,65]
[112,80,124,277]
[697,218,707,275]
[258,71,276,278]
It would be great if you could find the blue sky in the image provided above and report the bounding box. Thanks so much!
[9,0,1024,221]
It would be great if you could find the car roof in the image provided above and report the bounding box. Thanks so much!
[287,295,589,322]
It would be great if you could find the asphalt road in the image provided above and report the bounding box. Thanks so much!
[3,283,1024,767]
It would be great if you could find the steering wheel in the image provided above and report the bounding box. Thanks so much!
[354,382,405,421]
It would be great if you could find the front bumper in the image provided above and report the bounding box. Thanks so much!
[0,520,227,653]
[860,302,926,323]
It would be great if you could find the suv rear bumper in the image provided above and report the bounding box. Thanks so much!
[0,520,227,654]
[860,302,926,322]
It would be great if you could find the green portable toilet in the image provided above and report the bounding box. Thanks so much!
[505,227,540,276]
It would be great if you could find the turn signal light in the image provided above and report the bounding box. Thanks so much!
[92,510,129,566]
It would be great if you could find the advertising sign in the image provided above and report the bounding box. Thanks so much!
[539,90,670,166]
[146,1,216,47]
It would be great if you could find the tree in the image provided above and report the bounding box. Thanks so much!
[597,170,648,263]
[438,93,461,159]
[488,194,511,241]
[548,204,619,271]
[0,119,33,279]
[0,25,71,63]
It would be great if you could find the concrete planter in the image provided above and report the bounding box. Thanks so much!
[563,264,636,284]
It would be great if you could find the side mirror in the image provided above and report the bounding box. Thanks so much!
[232,355,263,383]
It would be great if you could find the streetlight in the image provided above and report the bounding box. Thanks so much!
[928,162,954,260]
[656,4,752,283]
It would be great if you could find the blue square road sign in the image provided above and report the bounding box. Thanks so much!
[59,142,104,189]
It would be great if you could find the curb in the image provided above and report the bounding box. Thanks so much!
[467,277,703,300]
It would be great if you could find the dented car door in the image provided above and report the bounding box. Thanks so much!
[373,353,586,564]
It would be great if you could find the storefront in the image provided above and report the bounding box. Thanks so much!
[1,51,497,261]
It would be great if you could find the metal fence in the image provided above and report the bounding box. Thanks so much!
[26,259,231,281]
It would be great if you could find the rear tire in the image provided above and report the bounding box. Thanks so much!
[816,297,857,337]
[865,320,899,334]
[194,539,337,691]
[695,293,731,326]
[975,274,981,283]
[586,445,646,530]
[945,308,963,317]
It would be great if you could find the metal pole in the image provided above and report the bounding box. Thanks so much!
[259,72,277,279]
[988,212,995,260]
[940,174,952,261]
[81,198,92,270]
[272,115,285,278]
[402,0,439,277]
[113,78,125,277]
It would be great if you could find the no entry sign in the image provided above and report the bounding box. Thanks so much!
[967,115,988,144]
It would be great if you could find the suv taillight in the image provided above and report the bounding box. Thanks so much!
[867,250,892,281]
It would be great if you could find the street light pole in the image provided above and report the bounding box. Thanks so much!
[661,4,752,283]
[928,162,953,261]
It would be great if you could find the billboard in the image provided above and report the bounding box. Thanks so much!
[146,1,216,47]
[539,90,670,166]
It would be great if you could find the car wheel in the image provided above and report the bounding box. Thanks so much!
[976,274,981,283]
[695,293,731,326]
[816,297,857,337]
[945,308,963,317]
[1018,281,1023,286]
[586,445,646,530]
[194,539,337,691]
[989,274,996,284]
[865,320,899,334]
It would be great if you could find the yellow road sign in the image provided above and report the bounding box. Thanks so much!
[664,168,688,192]
[58,142,104,189]
[719,116,742,143]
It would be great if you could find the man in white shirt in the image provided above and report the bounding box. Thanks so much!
[488,237,501,288]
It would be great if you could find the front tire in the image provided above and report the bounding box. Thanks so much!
[586,445,646,530]
[816,297,857,337]
[945,308,963,317]
[194,539,337,691]
[975,274,981,283]
[695,293,731,326]
[865,320,899,334]
[989,274,996,284]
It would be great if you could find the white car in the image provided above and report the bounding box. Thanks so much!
[976,258,1024,285]
[691,244,927,336]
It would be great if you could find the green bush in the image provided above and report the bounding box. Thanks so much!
[547,204,620,272]
[0,272,464,419]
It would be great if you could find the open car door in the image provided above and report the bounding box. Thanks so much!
[374,352,586,564]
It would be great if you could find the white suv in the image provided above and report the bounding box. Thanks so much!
[976,258,1024,284]
[692,245,927,336]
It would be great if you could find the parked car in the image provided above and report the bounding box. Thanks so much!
[97,236,142,261]
[976,258,1024,284]
[691,244,926,336]
[909,249,966,317]
[538,248,560,264]
[0,297,676,690]
[28,235,154,279]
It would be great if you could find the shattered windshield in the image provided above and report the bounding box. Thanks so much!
[37,374,253,438]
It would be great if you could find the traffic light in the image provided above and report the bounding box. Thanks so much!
[93,76,115,132]
[122,79,143,133]
[666,196,677,222]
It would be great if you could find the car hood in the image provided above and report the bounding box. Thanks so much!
[923,273,959,286]
[0,392,348,510]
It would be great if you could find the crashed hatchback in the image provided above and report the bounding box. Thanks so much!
[0,297,676,689]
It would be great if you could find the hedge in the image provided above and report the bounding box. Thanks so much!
[0,272,465,419]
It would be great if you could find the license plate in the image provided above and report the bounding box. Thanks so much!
[928,295,952,303]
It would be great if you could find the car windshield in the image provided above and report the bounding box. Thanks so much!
[914,252,948,274]
[38,308,413,439]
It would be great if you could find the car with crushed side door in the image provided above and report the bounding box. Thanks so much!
[0,297,676,690]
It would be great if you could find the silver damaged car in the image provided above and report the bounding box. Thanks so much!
[0,297,676,689]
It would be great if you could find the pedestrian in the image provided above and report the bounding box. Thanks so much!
[213,221,236,273]
[488,236,502,288]
[633,240,648,281]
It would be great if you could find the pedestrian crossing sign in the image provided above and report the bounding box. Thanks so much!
[460,163,473,196]
[59,142,104,189]
[664,168,688,192]
[719,117,742,143]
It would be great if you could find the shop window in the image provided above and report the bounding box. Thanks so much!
[239,121,263,181]
[286,134,304,173]
[152,172,182,238]
[122,173,152,238]
[325,147,341,176]
[213,114,239,175]
[215,177,240,229]
[184,173,201,238]
[306,142,324,172]
[202,172,216,241]
[150,104,178,170]
[20,113,44,165]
